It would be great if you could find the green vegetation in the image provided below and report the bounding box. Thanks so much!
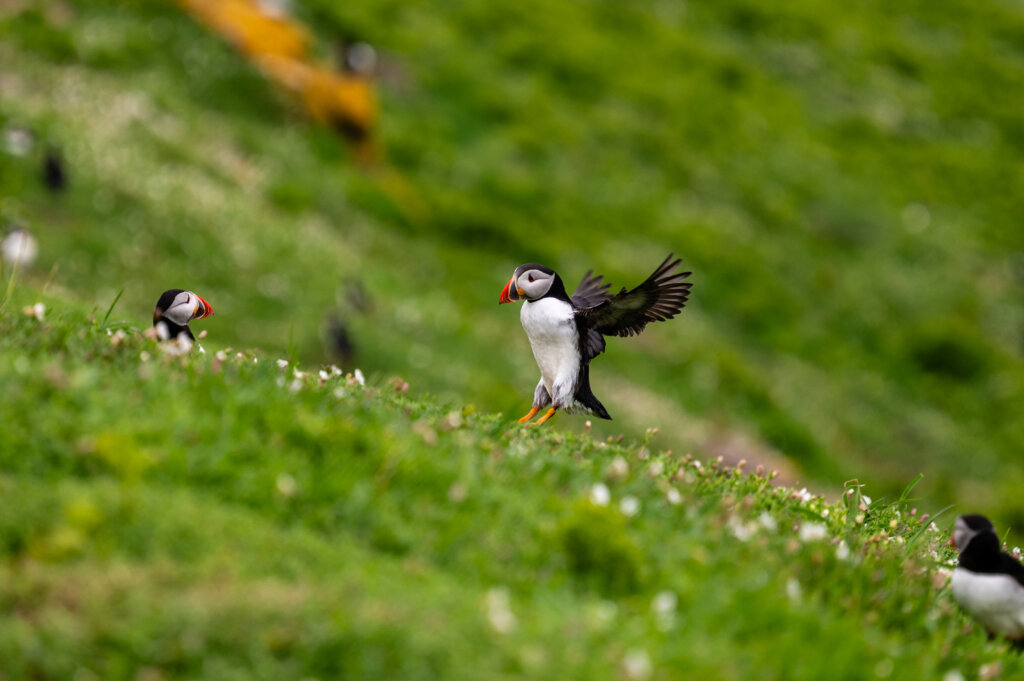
[2,0,1024,675]
[0,307,1018,679]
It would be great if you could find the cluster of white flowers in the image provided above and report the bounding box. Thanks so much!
[22,302,45,320]
[798,522,828,542]
[484,587,516,634]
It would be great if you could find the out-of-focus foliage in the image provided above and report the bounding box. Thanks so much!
[1,0,1022,522]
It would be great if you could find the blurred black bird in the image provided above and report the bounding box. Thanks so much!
[499,254,692,425]
[42,147,67,193]
[950,514,1024,646]
[325,316,355,366]
[153,289,214,342]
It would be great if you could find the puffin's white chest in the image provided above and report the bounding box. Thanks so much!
[520,298,579,394]
[951,569,1024,637]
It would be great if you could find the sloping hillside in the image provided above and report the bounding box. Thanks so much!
[0,301,1019,679]
[3,0,1023,516]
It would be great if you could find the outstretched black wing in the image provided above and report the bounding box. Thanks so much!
[571,270,613,309]
[577,254,692,338]
[571,270,614,362]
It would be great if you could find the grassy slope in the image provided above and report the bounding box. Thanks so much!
[2,0,1024,518]
[1,0,1024,674]
[1,302,1020,680]
[2,0,1024,513]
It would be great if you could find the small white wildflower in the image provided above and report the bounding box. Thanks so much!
[159,333,193,356]
[276,359,289,369]
[139,351,151,362]
[484,588,516,634]
[620,496,640,517]
[1013,547,1022,560]
[590,483,610,507]
[836,540,851,561]
[275,473,297,497]
[23,302,46,320]
[353,368,366,386]
[942,671,965,681]
[795,488,813,502]
[622,648,652,681]
[319,369,330,381]
[665,487,682,505]
[862,495,872,506]
[288,378,303,392]
[3,127,33,156]
[692,460,702,469]
[729,516,755,542]
[758,512,778,532]
[333,387,346,399]
[607,456,629,479]
[647,460,665,477]
[2,229,38,266]
[652,590,677,617]
[785,577,802,602]
[215,350,228,361]
[799,523,828,542]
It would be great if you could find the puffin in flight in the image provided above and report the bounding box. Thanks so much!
[499,254,692,425]
[950,514,1024,646]
[153,289,214,341]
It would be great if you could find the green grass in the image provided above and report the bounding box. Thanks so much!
[2,0,1024,674]
[0,301,1020,679]
[1,0,1022,519]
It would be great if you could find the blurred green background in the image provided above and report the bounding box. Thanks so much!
[2,0,1023,520]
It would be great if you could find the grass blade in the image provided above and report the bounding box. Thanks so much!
[102,288,125,327]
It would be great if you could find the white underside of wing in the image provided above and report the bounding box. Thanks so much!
[951,569,1024,638]
[520,298,584,410]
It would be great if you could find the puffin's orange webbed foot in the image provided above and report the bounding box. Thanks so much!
[529,407,557,426]
[517,407,540,423]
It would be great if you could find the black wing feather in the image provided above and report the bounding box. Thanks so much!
[571,269,614,309]
[577,254,692,338]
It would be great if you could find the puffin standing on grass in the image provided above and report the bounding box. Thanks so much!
[153,289,214,342]
[499,254,692,425]
[950,514,1024,646]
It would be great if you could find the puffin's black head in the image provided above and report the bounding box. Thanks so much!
[499,264,564,304]
[153,288,214,341]
[952,514,997,554]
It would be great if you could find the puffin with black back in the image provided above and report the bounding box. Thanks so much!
[499,254,692,425]
[153,289,215,342]
[950,514,1024,647]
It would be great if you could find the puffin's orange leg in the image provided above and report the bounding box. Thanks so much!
[530,408,557,426]
[517,407,540,423]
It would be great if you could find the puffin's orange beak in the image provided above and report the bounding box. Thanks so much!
[499,277,516,304]
[194,294,215,319]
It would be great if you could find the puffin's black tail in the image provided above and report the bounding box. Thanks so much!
[575,363,612,420]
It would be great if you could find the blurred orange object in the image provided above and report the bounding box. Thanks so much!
[177,0,377,162]
[178,0,309,60]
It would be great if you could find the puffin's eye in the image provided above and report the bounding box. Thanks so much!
[528,274,535,282]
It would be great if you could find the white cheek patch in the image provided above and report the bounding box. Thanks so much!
[161,292,196,325]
